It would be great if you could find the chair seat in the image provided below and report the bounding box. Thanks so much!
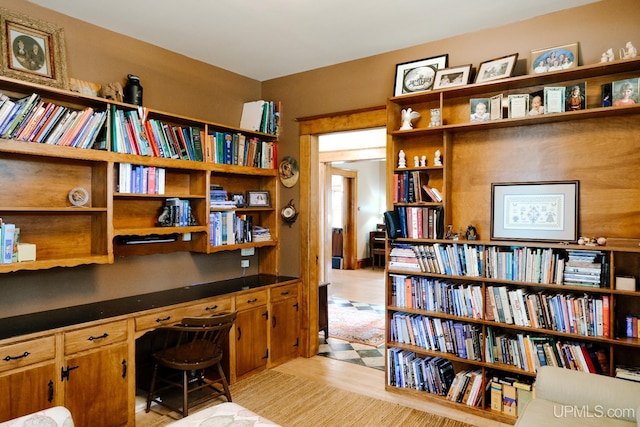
[154,341,221,370]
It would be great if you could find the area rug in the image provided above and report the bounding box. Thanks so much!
[328,297,385,347]
[137,369,476,427]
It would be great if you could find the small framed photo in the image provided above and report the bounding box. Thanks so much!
[0,8,69,89]
[246,190,270,207]
[601,83,613,107]
[230,192,245,208]
[490,94,503,120]
[612,78,639,107]
[528,91,545,116]
[470,98,490,122]
[544,87,566,114]
[433,64,472,89]
[491,180,579,243]
[393,54,449,96]
[565,82,586,111]
[531,42,578,74]
[508,94,529,119]
[475,53,518,84]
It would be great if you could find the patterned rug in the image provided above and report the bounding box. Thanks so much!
[328,297,385,347]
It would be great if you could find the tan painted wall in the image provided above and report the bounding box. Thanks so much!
[0,0,637,316]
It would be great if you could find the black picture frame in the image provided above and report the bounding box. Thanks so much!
[393,54,449,96]
[246,190,270,207]
[491,180,579,243]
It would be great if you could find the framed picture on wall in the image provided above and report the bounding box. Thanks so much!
[475,53,518,84]
[530,42,578,74]
[433,64,472,89]
[0,8,69,89]
[393,54,449,96]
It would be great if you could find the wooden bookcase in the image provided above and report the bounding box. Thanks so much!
[385,58,640,423]
[0,75,280,273]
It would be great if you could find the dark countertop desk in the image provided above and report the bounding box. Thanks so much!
[0,274,299,341]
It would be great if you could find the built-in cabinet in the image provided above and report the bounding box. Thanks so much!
[386,58,640,423]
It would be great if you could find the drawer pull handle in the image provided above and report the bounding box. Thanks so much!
[205,305,219,311]
[156,316,171,322]
[3,351,30,361]
[247,298,258,304]
[88,333,109,341]
[280,291,290,296]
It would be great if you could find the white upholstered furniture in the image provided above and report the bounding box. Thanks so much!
[165,402,279,426]
[0,406,74,427]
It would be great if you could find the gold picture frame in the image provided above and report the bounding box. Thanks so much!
[0,8,68,89]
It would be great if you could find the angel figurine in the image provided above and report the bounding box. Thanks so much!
[399,108,420,130]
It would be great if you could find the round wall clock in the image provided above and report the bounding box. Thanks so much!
[68,187,89,207]
[279,156,299,188]
[281,199,299,226]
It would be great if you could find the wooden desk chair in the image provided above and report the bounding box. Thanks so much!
[145,312,237,418]
[369,230,386,269]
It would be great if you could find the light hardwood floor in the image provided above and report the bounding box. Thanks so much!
[308,268,512,427]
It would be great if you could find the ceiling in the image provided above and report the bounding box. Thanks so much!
[29,0,600,82]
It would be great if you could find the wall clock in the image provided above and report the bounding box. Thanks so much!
[281,199,299,226]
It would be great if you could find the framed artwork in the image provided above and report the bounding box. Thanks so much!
[612,78,639,107]
[393,54,449,96]
[531,42,578,74]
[470,98,490,122]
[246,190,270,207]
[491,180,579,242]
[508,94,529,119]
[433,64,472,89]
[544,86,566,113]
[279,156,300,188]
[0,8,68,89]
[565,82,586,111]
[475,53,518,84]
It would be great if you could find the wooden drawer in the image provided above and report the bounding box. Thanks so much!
[182,297,232,318]
[235,289,268,311]
[135,306,184,332]
[0,335,56,373]
[270,283,298,302]
[64,320,128,355]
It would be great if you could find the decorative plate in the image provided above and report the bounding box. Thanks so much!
[279,156,300,188]
[68,187,89,207]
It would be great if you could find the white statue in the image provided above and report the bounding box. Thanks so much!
[398,149,406,168]
[413,156,419,168]
[428,108,441,127]
[420,155,427,167]
[434,150,442,166]
[400,108,421,130]
[600,48,615,63]
[620,41,637,59]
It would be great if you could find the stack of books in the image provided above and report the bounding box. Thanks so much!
[252,226,271,242]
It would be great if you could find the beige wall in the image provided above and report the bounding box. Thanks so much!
[0,0,637,317]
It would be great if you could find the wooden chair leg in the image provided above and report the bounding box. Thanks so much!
[145,364,158,413]
[182,370,189,417]
[217,363,232,402]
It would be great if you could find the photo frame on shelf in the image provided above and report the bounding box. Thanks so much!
[0,8,68,89]
[393,54,449,96]
[470,98,490,122]
[433,64,472,89]
[612,77,639,106]
[530,42,578,74]
[528,90,545,116]
[491,180,579,242]
[565,82,586,111]
[544,86,566,113]
[489,94,503,120]
[246,190,270,207]
[508,94,529,118]
[230,192,245,208]
[475,53,518,84]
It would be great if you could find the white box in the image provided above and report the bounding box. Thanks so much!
[616,276,636,291]
[17,243,36,262]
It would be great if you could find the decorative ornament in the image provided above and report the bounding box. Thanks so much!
[68,187,89,207]
[434,149,442,166]
[428,108,441,127]
[399,108,421,130]
[398,150,406,168]
[620,41,637,60]
[280,199,299,226]
[279,156,300,188]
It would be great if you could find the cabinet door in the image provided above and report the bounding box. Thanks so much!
[270,297,300,366]
[64,343,128,427]
[235,306,268,379]
[0,363,56,422]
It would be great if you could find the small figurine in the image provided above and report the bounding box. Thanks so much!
[398,149,406,168]
[420,155,427,167]
[620,41,637,59]
[400,108,421,130]
[428,108,441,127]
[434,149,442,166]
[600,48,615,62]
[413,155,419,168]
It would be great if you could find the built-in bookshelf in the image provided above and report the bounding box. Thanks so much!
[386,58,640,423]
[0,75,280,272]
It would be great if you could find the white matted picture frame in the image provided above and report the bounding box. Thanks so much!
[491,180,579,242]
[544,86,566,113]
[475,53,518,84]
[393,54,449,96]
[0,8,68,89]
[530,42,578,74]
[433,64,472,90]
[508,94,529,118]
[490,94,503,120]
[246,190,270,207]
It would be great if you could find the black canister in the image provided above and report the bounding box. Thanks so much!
[124,74,143,105]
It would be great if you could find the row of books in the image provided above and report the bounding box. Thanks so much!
[625,315,640,338]
[159,198,195,227]
[386,348,455,396]
[0,221,17,264]
[446,369,484,407]
[486,286,610,337]
[111,106,204,161]
[209,212,253,246]
[209,186,238,209]
[239,100,281,136]
[117,163,166,194]
[0,92,107,148]
[615,366,640,382]
[389,275,483,320]
[485,327,610,374]
[388,206,445,240]
[490,376,533,417]
[390,311,482,360]
[390,242,484,277]
[207,131,277,169]
[393,170,442,203]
